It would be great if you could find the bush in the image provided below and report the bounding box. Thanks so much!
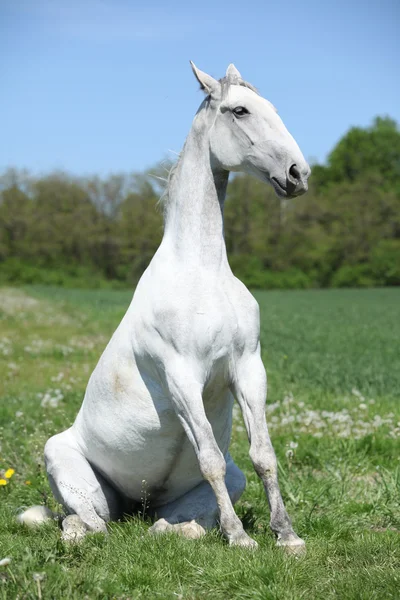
[0,258,125,289]
[330,265,378,288]
[369,240,400,286]
[229,255,313,289]
[229,255,266,288]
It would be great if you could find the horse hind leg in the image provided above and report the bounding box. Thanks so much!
[149,454,246,540]
[43,428,121,541]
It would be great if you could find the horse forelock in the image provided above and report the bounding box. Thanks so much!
[219,76,259,99]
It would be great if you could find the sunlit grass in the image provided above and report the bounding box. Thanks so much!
[0,286,399,599]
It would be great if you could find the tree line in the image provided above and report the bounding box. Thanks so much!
[1,116,399,289]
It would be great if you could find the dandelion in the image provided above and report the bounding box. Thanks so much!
[40,388,64,408]
[51,372,64,383]
[0,557,12,567]
[0,479,7,486]
[25,480,32,485]
[266,402,280,414]
[4,468,15,479]
[33,572,45,599]
[33,572,45,581]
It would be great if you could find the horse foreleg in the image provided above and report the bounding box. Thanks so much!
[232,352,305,555]
[163,358,256,547]
[149,453,246,538]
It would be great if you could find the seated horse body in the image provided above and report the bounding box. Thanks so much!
[41,63,311,549]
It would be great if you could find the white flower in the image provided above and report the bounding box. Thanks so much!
[40,388,64,408]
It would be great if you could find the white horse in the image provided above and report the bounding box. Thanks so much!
[24,63,310,550]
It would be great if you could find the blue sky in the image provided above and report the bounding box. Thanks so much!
[1,0,399,176]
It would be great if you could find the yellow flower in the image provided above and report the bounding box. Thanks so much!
[5,469,15,479]
[0,479,8,486]
[25,480,31,485]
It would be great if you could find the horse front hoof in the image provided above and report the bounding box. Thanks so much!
[229,531,258,549]
[276,534,306,556]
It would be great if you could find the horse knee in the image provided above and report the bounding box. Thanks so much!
[44,432,71,503]
[198,448,226,482]
[249,445,277,479]
[44,430,73,471]
[44,431,111,529]
[44,434,59,467]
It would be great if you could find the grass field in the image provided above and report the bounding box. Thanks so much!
[0,285,399,599]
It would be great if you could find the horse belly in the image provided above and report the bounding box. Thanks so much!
[76,377,233,504]
[152,388,234,506]
[82,412,189,502]
[73,355,186,500]
[74,331,235,504]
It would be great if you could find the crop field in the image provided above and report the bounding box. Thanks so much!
[0,286,399,599]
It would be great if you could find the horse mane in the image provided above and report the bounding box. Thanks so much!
[157,159,180,213]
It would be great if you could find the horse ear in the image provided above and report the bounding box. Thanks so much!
[190,61,220,96]
[226,64,242,82]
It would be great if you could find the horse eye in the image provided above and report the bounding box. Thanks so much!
[232,106,249,117]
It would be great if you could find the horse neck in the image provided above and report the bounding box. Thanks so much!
[162,108,229,270]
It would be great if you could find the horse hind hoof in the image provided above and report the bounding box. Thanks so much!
[17,505,57,528]
[61,515,88,543]
[175,520,206,539]
[149,518,206,540]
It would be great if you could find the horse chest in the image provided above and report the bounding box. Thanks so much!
[153,285,255,362]
[193,289,258,363]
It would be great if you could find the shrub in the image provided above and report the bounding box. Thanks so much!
[0,259,124,289]
[369,240,400,286]
[330,265,378,288]
[229,255,313,289]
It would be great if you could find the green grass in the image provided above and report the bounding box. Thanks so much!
[0,286,399,599]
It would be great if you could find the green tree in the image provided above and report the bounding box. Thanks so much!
[315,117,400,193]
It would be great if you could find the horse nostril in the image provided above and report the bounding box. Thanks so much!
[288,164,301,183]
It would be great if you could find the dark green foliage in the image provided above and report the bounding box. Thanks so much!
[331,265,377,288]
[370,240,400,286]
[0,258,124,288]
[327,117,400,191]
[1,117,399,289]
